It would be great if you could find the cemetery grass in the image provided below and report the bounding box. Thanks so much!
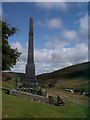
[2,89,88,118]
[2,90,88,118]
[2,62,89,118]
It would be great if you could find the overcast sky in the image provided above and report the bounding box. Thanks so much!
[2,2,88,75]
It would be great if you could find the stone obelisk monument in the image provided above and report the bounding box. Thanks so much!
[25,17,37,88]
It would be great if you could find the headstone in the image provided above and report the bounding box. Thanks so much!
[48,95,53,104]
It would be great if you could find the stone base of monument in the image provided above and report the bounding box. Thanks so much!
[10,89,48,103]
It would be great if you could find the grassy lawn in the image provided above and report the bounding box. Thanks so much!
[54,78,88,90]
[47,89,88,104]
[2,78,89,118]
[2,89,88,118]
[2,62,89,118]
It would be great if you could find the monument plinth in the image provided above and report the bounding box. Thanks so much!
[25,17,37,88]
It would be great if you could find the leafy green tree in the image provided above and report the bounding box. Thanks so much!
[2,21,21,70]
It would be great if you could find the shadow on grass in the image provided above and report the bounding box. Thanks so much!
[2,88,10,95]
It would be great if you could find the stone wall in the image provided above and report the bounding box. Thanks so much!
[10,89,48,103]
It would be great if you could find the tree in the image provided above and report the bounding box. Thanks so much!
[2,21,21,70]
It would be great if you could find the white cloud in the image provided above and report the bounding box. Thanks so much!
[11,61,26,73]
[10,41,28,73]
[36,21,45,27]
[48,18,62,29]
[37,18,63,29]
[35,2,68,11]
[78,13,88,38]
[35,43,88,74]
[62,43,88,63]
[35,49,52,63]
[10,40,88,75]
[61,13,88,42]
[10,41,23,52]
[9,11,88,75]
[62,30,79,40]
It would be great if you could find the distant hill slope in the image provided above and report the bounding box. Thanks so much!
[2,72,25,81]
[37,62,90,87]
[2,62,89,88]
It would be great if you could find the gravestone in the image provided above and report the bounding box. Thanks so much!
[48,95,54,104]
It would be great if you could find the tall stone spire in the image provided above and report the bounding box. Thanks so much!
[25,17,36,88]
[28,17,34,63]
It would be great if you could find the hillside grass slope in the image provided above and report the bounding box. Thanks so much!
[2,89,88,118]
[37,62,89,89]
[2,62,90,118]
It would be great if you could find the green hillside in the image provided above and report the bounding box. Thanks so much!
[2,62,90,91]
[2,89,88,118]
[2,62,89,118]
[37,62,89,89]
[2,77,89,118]
[2,72,25,81]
